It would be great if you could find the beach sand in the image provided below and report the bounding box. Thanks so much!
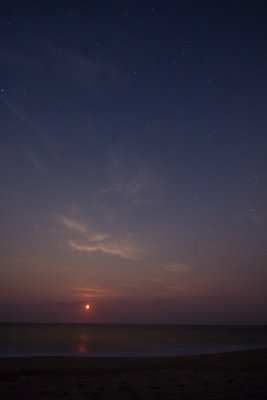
[0,349,266,399]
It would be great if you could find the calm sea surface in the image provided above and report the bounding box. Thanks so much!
[0,324,266,357]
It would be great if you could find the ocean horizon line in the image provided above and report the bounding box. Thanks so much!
[0,322,266,327]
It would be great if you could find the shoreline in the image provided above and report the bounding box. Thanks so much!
[0,348,266,373]
[0,349,266,399]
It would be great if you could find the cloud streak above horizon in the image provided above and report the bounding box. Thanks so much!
[56,214,146,260]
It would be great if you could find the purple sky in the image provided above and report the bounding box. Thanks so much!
[0,0,266,324]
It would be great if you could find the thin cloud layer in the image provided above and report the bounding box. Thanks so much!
[24,148,43,171]
[56,214,145,260]
[165,262,189,272]
[72,286,119,298]
[69,240,145,260]
[97,152,164,209]
[58,216,87,234]
[149,261,192,294]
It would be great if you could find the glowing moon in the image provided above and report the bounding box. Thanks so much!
[85,304,90,310]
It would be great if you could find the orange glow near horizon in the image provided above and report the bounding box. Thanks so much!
[85,304,90,310]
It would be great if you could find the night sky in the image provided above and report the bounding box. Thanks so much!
[0,0,266,324]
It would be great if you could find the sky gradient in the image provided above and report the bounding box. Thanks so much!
[0,0,266,324]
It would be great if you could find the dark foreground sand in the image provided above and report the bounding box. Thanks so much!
[0,349,266,399]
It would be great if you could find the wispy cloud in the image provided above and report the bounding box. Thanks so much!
[58,216,87,234]
[4,100,59,159]
[24,148,43,171]
[165,262,189,272]
[39,40,127,92]
[69,240,145,260]
[72,285,119,298]
[149,261,191,291]
[56,214,146,260]
[98,152,164,209]
[41,40,97,88]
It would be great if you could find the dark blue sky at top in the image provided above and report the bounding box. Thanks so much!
[0,0,266,324]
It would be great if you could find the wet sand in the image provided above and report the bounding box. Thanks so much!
[0,349,266,399]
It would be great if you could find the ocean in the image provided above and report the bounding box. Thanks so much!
[0,323,266,357]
